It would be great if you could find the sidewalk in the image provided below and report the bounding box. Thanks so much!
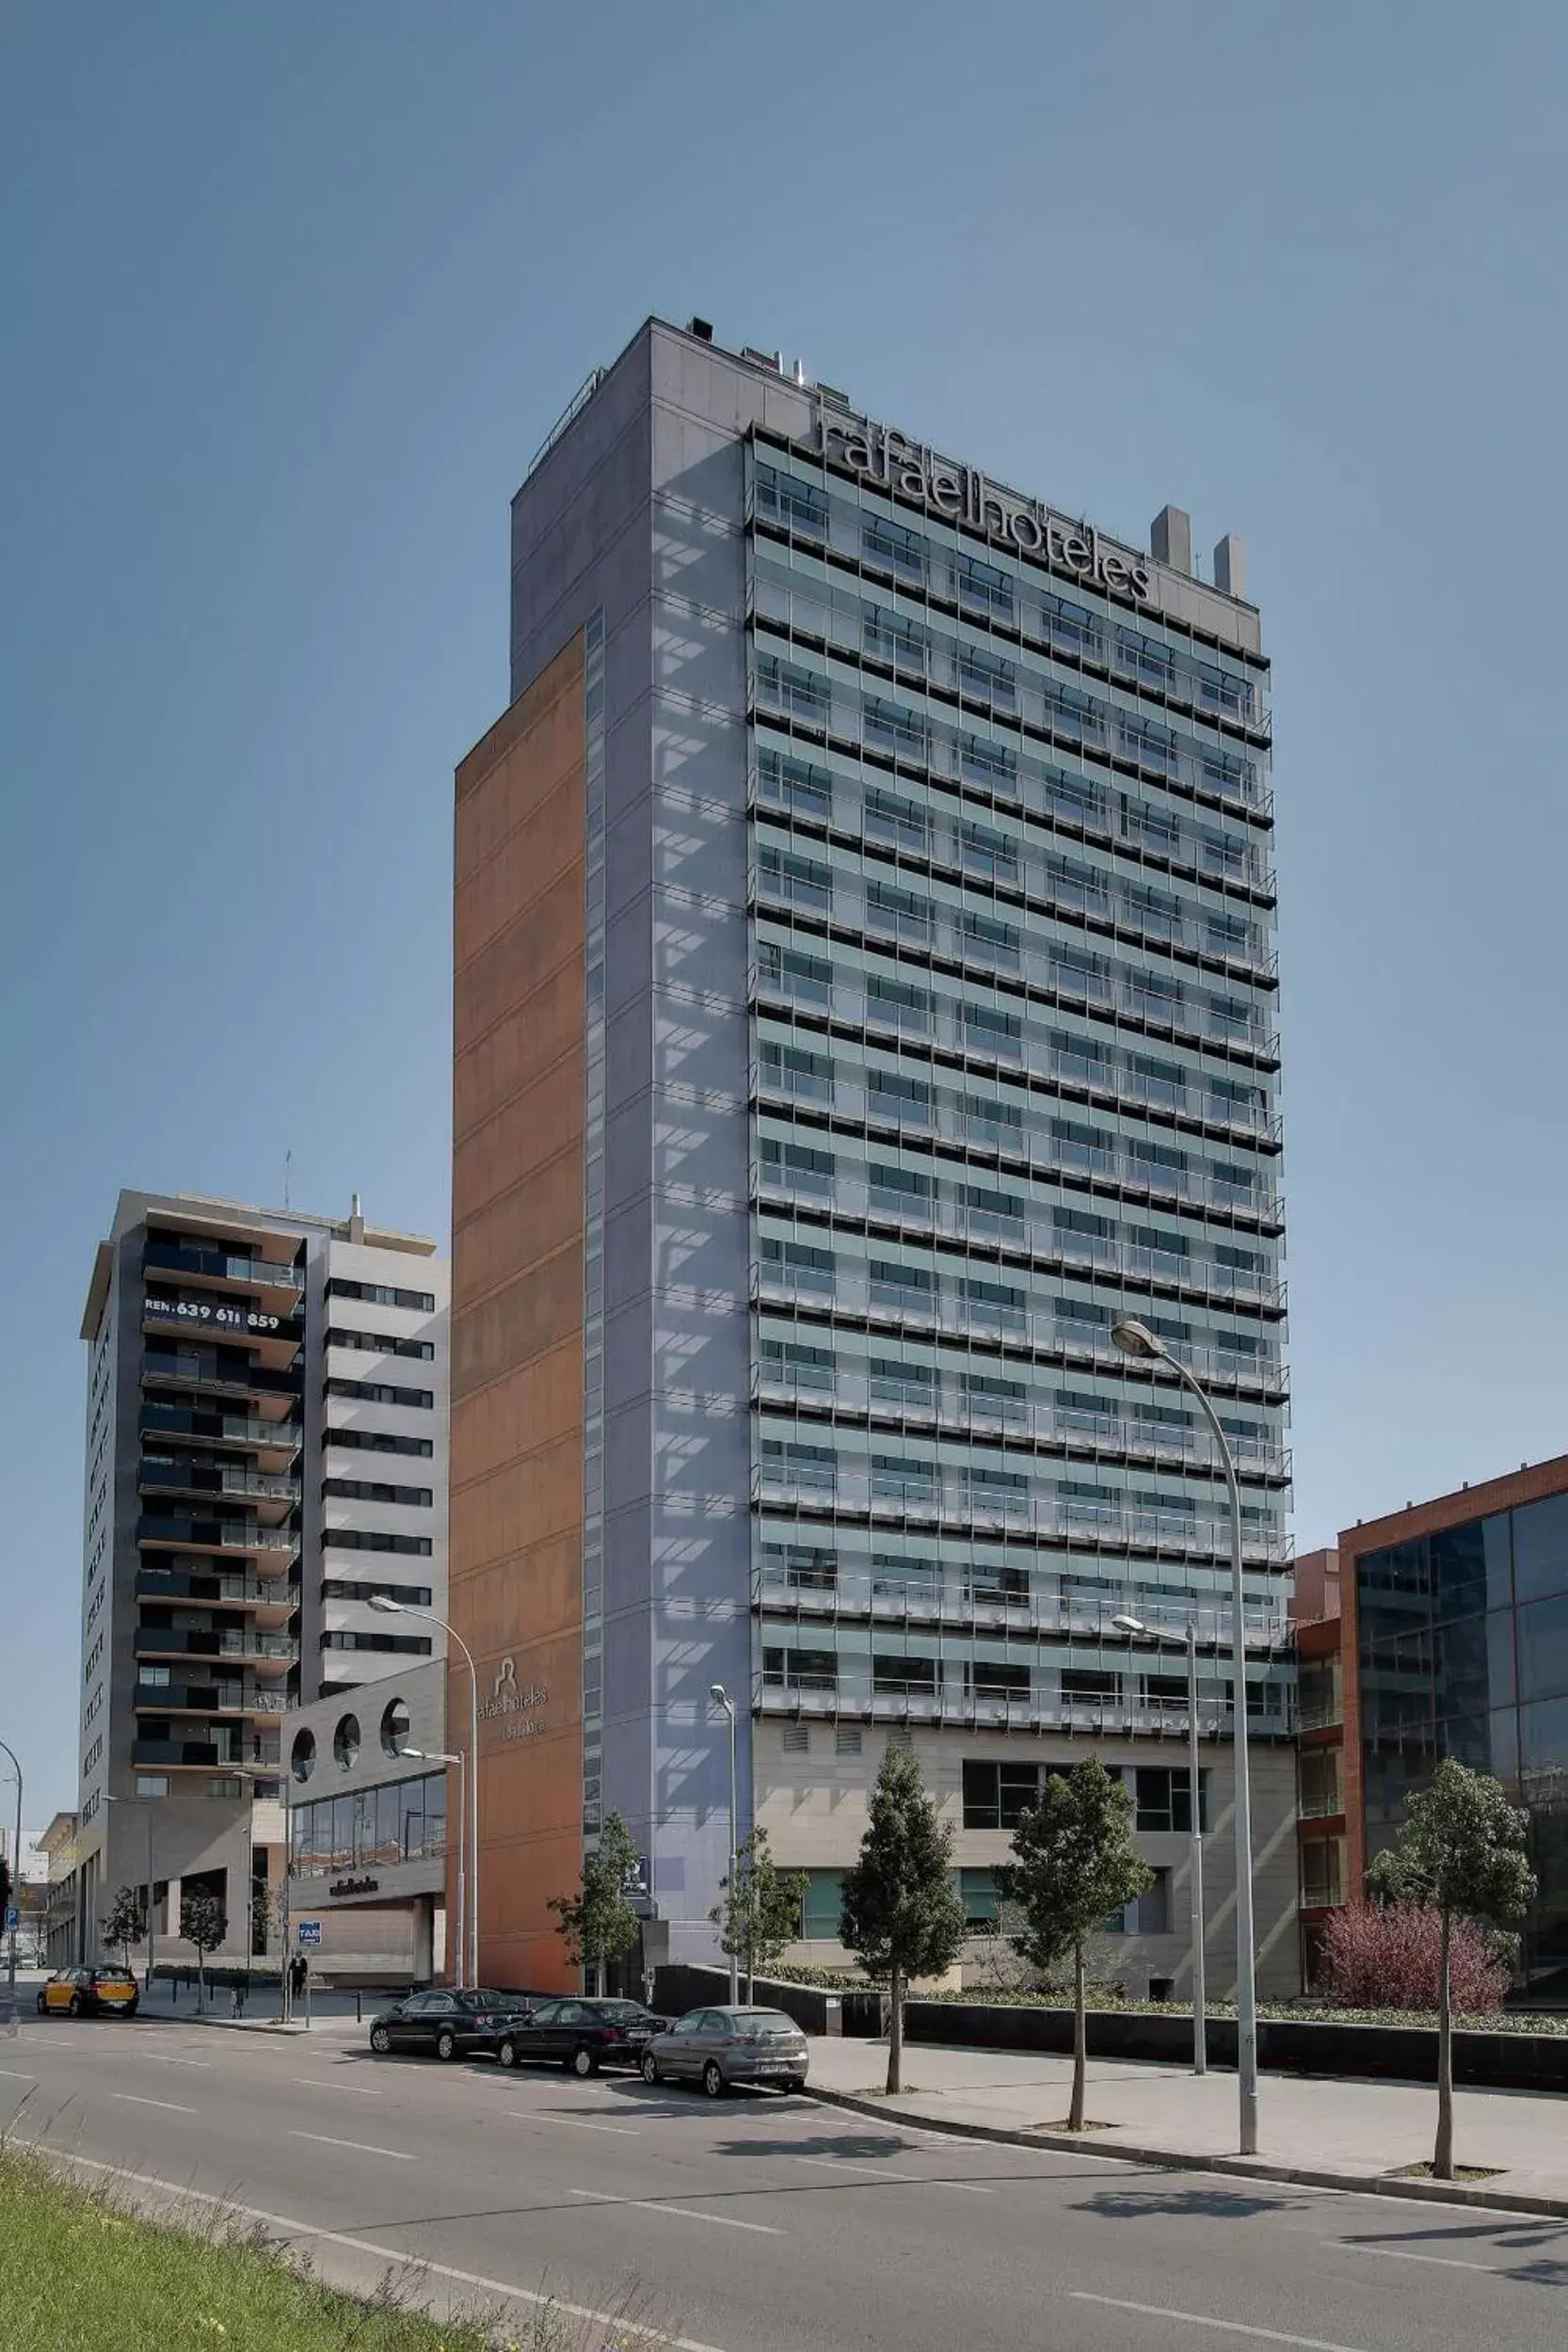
[805,2035,1568,2215]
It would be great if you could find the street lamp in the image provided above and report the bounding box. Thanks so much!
[709,1684,739,2004]
[0,1739,23,1995]
[1112,1315,1259,2154]
[1113,1614,1206,2076]
[397,1749,466,1987]
[371,1599,480,1985]
[104,1795,157,1999]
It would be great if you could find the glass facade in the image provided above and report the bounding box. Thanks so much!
[1358,1493,1568,1992]
[290,1768,448,1878]
[745,440,1290,1733]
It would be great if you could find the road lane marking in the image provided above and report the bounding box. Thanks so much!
[1341,2245,1499,2274]
[126,2053,211,2069]
[0,2069,37,2083]
[110,2094,197,2115]
[569,2187,782,2235]
[11,2144,734,2352]
[290,2077,383,2097]
[288,2130,415,2161]
[1069,2294,1371,2351]
[518,2111,641,2136]
[787,2153,991,2194]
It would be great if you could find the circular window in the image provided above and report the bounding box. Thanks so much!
[290,1728,316,1784]
[333,1713,360,1771]
[380,1697,411,1759]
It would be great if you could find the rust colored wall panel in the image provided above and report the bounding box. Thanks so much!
[451,632,586,1993]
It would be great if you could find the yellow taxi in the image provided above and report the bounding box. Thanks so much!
[36,1966,139,2018]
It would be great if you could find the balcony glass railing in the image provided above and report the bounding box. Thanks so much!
[136,1512,297,1554]
[143,1240,305,1290]
[136,1680,292,1716]
[132,1735,280,1769]
[143,1352,303,1398]
[140,1404,303,1453]
[136,1627,298,1663]
[138,1460,302,1504]
[136,1567,299,1608]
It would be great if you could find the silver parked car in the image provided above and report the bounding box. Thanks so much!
[642,2005,809,2097]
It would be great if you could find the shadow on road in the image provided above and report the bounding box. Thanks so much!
[1075,2185,1302,2221]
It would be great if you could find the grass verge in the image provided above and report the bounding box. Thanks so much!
[0,2140,655,2351]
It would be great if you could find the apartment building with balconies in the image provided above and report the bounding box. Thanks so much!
[69,1190,447,1970]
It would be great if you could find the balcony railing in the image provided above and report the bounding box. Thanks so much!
[143,1351,303,1400]
[143,1240,304,1291]
[136,1512,297,1555]
[750,1465,1288,1562]
[142,1292,304,1346]
[136,1627,298,1664]
[136,1566,299,1609]
[136,1680,292,1716]
[751,1265,1285,1398]
[137,1461,302,1506]
[140,1404,303,1454]
[1297,1791,1344,1821]
[753,1563,1289,1649]
[1298,1699,1343,1732]
[754,1681,1294,1738]
[132,1735,280,1769]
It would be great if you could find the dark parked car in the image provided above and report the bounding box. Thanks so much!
[494,1997,670,2077]
[643,2006,809,2096]
[367,1987,537,2061]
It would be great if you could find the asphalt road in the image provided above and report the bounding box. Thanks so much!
[2,2008,1566,2352]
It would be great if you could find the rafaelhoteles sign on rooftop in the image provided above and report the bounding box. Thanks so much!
[804,401,1155,609]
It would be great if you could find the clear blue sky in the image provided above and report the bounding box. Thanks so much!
[5,3,1566,1818]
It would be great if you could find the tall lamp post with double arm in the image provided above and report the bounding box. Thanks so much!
[0,1738,23,1994]
[370,1599,480,1985]
[1112,1316,1259,2155]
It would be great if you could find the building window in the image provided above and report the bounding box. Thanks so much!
[762,1646,838,1693]
[326,1278,437,1314]
[380,1697,411,1758]
[322,1478,435,1509]
[321,1630,433,1657]
[1109,1869,1172,1935]
[323,1529,433,1556]
[959,1868,1000,1928]
[291,1729,316,1784]
[757,744,832,817]
[954,553,1013,622]
[326,1378,434,1411]
[322,1578,434,1608]
[325,1426,435,1460]
[327,1328,436,1361]
[1134,1767,1208,1833]
[962,1758,1064,1830]
[333,1715,361,1770]
[781,1723,810,1755]
[798,1867,846,1940]
[135,1775,169,1799]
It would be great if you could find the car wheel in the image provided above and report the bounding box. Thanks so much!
[497,2039,518,2070]
[781,2074,807,2095]
[435,2028,458,2062]
[640,2051,661,2086]
[369,2024,391,2054]
[701,2059,726,2099]
[569,2044,598,2078]
[69,1993,84,2017]
[35,1993,46,2016]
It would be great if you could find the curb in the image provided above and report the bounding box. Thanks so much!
[138,2011,315,2038]
[803,2083,1568,2220]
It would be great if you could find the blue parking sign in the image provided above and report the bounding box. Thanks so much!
[3,1909,17,1931]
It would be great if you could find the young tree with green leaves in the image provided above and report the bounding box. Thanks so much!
[840,1746,968,2092]
[179,1889,225,2016]
[1368,1758,1535,2180]
[710,1829,808,2000]
[102,1886,147,1973]
[995,1758,1152,2133]
[549,1811,642,1995]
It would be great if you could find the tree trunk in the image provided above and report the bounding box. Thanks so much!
[1069,1942,1087,2133]
[595,1957,605,1998]
[1433,1908,1454,2181]
[887,1965,904,2094]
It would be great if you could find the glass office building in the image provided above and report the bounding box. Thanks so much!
[1356,1483,1568,1993]
[452,318,1298,1994]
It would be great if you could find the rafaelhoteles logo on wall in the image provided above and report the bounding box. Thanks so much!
[479,1655,549,1738]
[807,403,1155,607]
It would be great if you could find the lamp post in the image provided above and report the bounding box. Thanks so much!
[398,1749,465,1987]
[1112,1316,1258,2154]
[371,1600,480,1985]
[0,1739,23,1995]
[709,1684,739,2004]
[1113,1613,1206,2075]
[104,1795,157,1999]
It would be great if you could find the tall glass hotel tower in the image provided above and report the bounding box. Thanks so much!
[451,318,1298,2000]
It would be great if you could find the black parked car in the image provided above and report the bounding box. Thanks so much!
[493,1997,669,2077]
[368,1987,538,2061]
